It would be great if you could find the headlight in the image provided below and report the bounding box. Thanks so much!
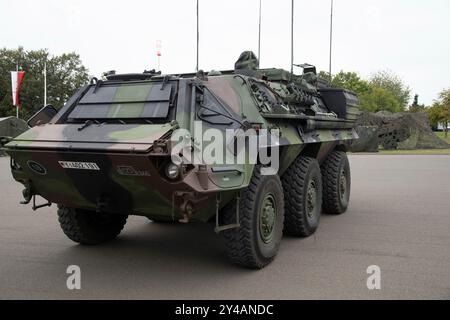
[165,163,180,180]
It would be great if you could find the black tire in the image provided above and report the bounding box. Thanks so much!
[321,151,351,215]
[221,166,284,269]
[57,206,128,245]
[281,156,322,237]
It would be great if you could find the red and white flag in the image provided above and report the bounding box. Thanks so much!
[11,71,25,107]
[156,40,162,57]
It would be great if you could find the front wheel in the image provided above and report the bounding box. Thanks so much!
[57,206,128,245]
[221,166,285,269]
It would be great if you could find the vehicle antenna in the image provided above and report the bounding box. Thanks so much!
[290,0,294,80]
[329,0,334,81]
[258,0,262,64]
[196,0,200,72]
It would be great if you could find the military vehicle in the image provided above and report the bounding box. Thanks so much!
[2,51,359,269]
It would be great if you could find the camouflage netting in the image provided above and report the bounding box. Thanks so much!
[0,117,28,156]
[350,126,379,152]
[350,111,449,152]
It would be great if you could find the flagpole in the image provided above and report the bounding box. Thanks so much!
[329,0,334,81]
[258,0,262,64]
[44,62,47,107]
[16,62,19,119]
[156,40,162,71]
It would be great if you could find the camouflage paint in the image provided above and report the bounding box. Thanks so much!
[4,57,360,222]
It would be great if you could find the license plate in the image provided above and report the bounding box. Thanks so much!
[59,161,100,170]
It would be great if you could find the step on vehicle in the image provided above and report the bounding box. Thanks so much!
[2,51,360,269]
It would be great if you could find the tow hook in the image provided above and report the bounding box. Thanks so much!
[179,200,195,223]
[31,195,52,211]
[172,191,208,223]
[20,182,52,211]
[20,182,33,205]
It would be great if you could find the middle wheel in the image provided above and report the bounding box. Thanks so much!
[281,156,323,237]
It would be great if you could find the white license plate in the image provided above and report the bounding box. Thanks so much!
[59,161,100,170]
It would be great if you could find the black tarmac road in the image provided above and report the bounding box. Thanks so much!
[0,155,449,299]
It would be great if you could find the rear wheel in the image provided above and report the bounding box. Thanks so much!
[321,151,351,215]
[281,156,322,237]
[221,166,284,269]
[57,206,128,245]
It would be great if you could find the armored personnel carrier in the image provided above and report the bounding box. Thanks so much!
[2,52,359,268]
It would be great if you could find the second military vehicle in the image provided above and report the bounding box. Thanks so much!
[2,51,359,269]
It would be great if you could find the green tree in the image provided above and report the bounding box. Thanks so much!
[359,87,402,113]
[426,104,443,128]
[318,70,371,96]
[318,70,405,113]
[428,89,450,137]
[330,71,371,96]
[317,71,332,84]
[370,70,411,111]
[409,94,426,113]
[0,47,89,119]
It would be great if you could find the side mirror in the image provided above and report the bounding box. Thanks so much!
[27,105,58,128]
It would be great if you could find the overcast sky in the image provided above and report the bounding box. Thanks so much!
[1,0,449,105]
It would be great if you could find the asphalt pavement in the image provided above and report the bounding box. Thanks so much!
[0,155,449,299]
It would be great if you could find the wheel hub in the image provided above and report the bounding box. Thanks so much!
[260,194,277,243]
[339,169,347,201]
[306,180,317,219]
